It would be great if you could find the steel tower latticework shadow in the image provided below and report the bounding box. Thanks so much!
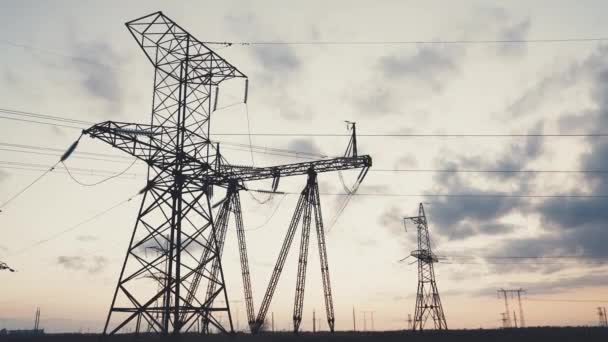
[404,203,447,330]
[79,11,372,336]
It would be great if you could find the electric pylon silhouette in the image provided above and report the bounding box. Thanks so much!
[497,288,526,328]
[403,203,447,330]
[598,307,608,327]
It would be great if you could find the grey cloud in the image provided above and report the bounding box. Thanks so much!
[252,45,300,73]
[3,69,19,84]
[355,87,393,115]
[67,40,126,114]
[476,6,531,56]
[497,18,531,56]
[225,12,301,79]
[378,46,459,92]
[286,138,325,157]
[378,206,405,237]
[523,271,608,294]
[76,235,98,242]
[57,255,107,274]
[422,131,544,240]
[0,170,8,183]
[508,45,608,117]
[50,125,66,137]
[276,94,313,121]
[455,131,543,182]
[471,270,608,297]
[393,154,418,169]
[498,45,608,260]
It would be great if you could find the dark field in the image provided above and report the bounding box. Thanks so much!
[2,328,608,342]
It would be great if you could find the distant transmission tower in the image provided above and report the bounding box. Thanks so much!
[403,203,447,330]
[497,289,526,328]
[598,307,608,327]
[500,312,509,328]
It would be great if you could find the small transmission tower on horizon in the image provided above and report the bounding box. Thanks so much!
[403,203,447,331]
[497,288,526,328]
[598,307,608,327]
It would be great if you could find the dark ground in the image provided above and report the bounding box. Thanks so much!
[2,328,608,342]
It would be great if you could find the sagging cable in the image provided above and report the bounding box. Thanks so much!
[63,158,138,187]
[0,135,83,211]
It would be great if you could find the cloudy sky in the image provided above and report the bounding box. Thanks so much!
[1,0,608,333]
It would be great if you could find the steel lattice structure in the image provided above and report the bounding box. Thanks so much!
[404,203,447,330]
[80,11,371,336]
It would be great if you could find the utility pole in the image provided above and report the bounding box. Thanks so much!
[404,204,448,330]
[513,310,518,328]
[353,307,356,331]
[313,309,316,333]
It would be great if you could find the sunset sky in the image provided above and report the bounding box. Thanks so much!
[1,0,608,333]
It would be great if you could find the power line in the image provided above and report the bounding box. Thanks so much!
[0,142,132,160]
[2,193,140,258]
[0,161,58,211]
[212,133,608,137]
[526,298,608,303]
[0,165,138,179]
[3,107,608,139]
[0,39,117,69]
[0,107,93,125]
[0,147,134,164]
[223,37,608,46]
[0,115,85,130]
[442,255,608,260]
[367,169,608,174]
[250,189,608,199]
[62,159,139,186]
[4,143,608,174]
[0,160,139,177]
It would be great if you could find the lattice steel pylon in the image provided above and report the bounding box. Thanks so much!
[85,11,247,335]
[404,203,447,330]
[80,11,371,336]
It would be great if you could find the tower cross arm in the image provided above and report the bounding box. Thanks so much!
[216,155,372,183]
[83,121,202,168]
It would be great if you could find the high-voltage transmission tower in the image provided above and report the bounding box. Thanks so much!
[403,203,447,331]
[78,11,371,336]
[598,307,608,327]
[497,288,526,328]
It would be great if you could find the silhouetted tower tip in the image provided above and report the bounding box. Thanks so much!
[403,203,447,331]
